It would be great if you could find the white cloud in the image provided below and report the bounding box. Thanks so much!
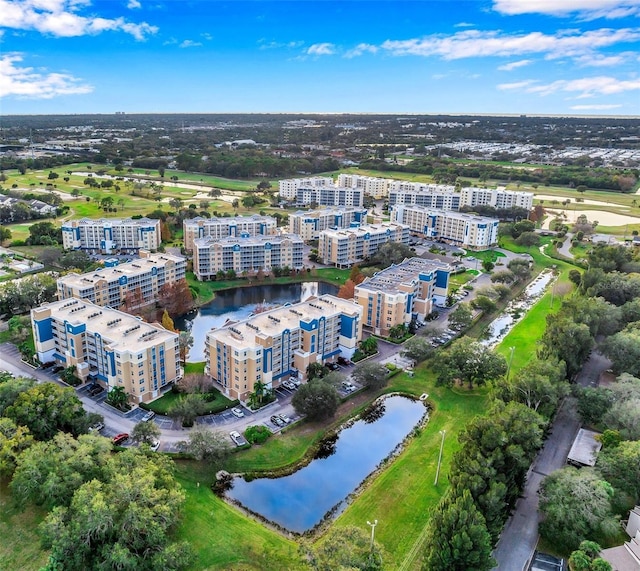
[493,0,640,18]
[0,0,158,40]
[0,53,93,98]
[179,39,201,48]
[127,0,141,9]
[379,28,640,61]
[454,22,475,27]
[344,43,378,58]
[258,39,303,50]
[571,103,623,109]
[498,59,533,70]
[574,52,634,66]
[201,32,213,41]
[307,43,336,56]
[498,75,640,97]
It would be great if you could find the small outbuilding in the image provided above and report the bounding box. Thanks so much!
[566,428,602,468]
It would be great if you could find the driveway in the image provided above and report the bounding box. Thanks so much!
[491,349,612,570]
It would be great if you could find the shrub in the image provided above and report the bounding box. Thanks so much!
[244,425,271,445]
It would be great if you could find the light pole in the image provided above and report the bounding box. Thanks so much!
[507,346,515,379]
[435,430,446,486]
[366,520,378,551]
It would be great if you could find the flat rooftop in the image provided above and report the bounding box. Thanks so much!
[356,257,450,294]
[193,233,302,248]
[320,222,408,239]
[36,298,177,353]
[567,428,602,467]
[394,204,499,223]
[58,253,185,289]
[207,294,360,349]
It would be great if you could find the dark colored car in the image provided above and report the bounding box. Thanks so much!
[89,384,104,396]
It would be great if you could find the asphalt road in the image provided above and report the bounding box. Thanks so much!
[492,349,612,571]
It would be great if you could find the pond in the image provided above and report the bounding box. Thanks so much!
[175,282,338,362]
[225,395,426,534]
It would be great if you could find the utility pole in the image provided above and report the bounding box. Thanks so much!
[366,520,378,551]
[435,430,446,485]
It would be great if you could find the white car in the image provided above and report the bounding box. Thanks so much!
[231,407,244,418]
[278,413,291,424]
[150,440,160,452]
[282,380,297,390]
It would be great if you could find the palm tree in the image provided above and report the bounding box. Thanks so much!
[106,386,128,410]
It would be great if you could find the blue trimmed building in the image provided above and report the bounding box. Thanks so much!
[205,294,362,402]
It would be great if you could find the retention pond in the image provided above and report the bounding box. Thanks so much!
[225,395,427,534]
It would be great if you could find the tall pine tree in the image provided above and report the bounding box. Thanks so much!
[422,489,495,571]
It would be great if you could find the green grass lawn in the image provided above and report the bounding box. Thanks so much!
[174,462,303,571]
[184,362,205,375]
[449,270,478,288]
[334,372,488,570]
[144,388,235,416]
[0,482,49,571]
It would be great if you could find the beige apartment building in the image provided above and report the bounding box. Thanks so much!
[31,299,181,404]
[354,257,451,336]
[56,250,186,309]
[460,187,534,210]
[278,176,334,200]
[205,294,362,401]
[288,207,368,241]
[193,234,304,280]
[391,205,499,250]
[336,174,391,199]
[318,222,411,268]
[183,215,278,252]
[61,218,161,254]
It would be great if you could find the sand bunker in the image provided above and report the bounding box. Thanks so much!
[543,208,640,228]
[534,194,629,209]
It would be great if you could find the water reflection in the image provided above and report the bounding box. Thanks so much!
[225,395,425,533]
[175,282,338,362]
[314,433,338,460]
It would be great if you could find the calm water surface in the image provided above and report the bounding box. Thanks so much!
[226,395,426,533]
[176,282,338,362]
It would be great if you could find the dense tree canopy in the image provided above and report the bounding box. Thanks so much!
[434,339,507,389]
[539,467,619,553]
[292,381,340,421]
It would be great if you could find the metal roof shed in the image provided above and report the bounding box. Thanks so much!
[567,428,602,467]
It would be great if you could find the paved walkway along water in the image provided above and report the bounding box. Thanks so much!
[491,350,611,570]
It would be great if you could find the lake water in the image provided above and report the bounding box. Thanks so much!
[176,282,338,362]
[225,395,426,533]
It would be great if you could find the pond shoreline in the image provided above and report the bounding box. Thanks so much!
[220,392,430,538]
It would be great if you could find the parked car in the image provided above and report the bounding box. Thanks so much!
[52,365,64,374]
[341,381,356,393]
[88,422,104,433]
[112,433,129,445]
[229,430,247,446]
[231,407,244,418]
[282,379,297,390]
[270,415,285,427]
[141,411,156,422]
[150,440,160,452]
[290,378,301,388]
[89,384,104,396]
[278,413,291,424]
[327,362,340,371]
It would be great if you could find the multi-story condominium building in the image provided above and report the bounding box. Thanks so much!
[31,299,181,403]
[354,257,451,336]
[391,205,499,250]
[61,218,161,254]
[318,222,411,268]
[205,294,362,401]
[183,215,278,252]
[460,187,534,210]
[336,174,391,199]
[278,177,334,200]
[294,186,364,208]
[56,250,186,309]
[388,187,461,211]
[193,234,304,280]
[288,207,368,241]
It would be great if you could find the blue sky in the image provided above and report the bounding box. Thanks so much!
[1,0,639,115]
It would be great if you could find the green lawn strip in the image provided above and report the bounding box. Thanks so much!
[143,386,235,415]
[449,270,478,288]
[184,362,205,375]
[465,249,505,263]
[174,462,303,570]
[333,372,489,569]
[0,482,49,571]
